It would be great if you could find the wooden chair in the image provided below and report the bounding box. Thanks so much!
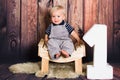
[38,39,86,74]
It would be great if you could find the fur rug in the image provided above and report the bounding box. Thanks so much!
[9,61,92,78]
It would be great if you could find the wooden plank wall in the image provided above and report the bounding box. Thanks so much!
[98,0,113,61]
[67,0,83,31]
[4,0,117,63]
[84,0,114,62]
[84,0,98,32]
[21,0,38,61]
[38,0,52,39]
[6,0,21,62]
[113,0,120,61]
[83,0,98,61]
[0,0,7,62]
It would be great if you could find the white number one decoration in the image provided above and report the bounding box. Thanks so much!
[83,24,113,79]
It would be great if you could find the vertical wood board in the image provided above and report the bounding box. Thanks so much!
[38,0,52,39]
[98,0,113,58]
[67,0,83,31]
[6,0,20,56]
[113,0,120,61]
[84,0,98,32]
[21,0,38,59]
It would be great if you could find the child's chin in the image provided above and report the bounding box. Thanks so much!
[55,23,60,24]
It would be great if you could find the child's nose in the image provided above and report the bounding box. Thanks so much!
[54,17,58,20]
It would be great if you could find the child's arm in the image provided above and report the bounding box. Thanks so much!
[71,30,84,48]
[44,34,49,45]
[71,31,80,44]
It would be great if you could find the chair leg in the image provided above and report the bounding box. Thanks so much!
[75,58,82,74]
[41,58,49,73]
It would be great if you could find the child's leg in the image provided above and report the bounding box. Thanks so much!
[60,40,74,58]
[61,50,70,58]
[54,53,61,58]
[47,39,61,59]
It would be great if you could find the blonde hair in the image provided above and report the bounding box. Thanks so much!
[50,5,65,17]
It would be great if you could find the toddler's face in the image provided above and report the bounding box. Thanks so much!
[51,10,65,25]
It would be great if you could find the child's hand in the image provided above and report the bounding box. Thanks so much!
[44,39,48,44]
[79,39,84,45]
[44,37,48,48]
[74,39,84,50]
[74,41,80,50]
[44,40,47,47]
[44,34,48,45]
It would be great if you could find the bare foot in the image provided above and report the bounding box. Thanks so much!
[61,50,70,58]
[54,53,61,59]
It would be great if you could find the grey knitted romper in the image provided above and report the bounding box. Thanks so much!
[47,23,74,59]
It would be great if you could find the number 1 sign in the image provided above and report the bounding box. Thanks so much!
[83,24,113,79]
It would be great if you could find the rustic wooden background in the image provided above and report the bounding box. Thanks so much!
[0,0,120,63]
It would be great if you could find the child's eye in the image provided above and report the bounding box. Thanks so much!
[57,16,60,17]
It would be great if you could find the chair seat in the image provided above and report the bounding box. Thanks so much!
[38,39,86,63]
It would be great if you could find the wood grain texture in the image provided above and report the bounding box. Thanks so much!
[21,0,37,46]
[68,0,83,31]
[38,0,52,39]
[98,0,113,59]
[113,30,120,61]
[84,0,98,32]
[21,0,38,60]
[53,0,67,6]
[21,0,28,49]
[6,0,20,57]
[113,0,120,61]
[83,0,98,61]
[114,0,120,26]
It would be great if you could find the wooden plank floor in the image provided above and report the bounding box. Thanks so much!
[0,63,120,80]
